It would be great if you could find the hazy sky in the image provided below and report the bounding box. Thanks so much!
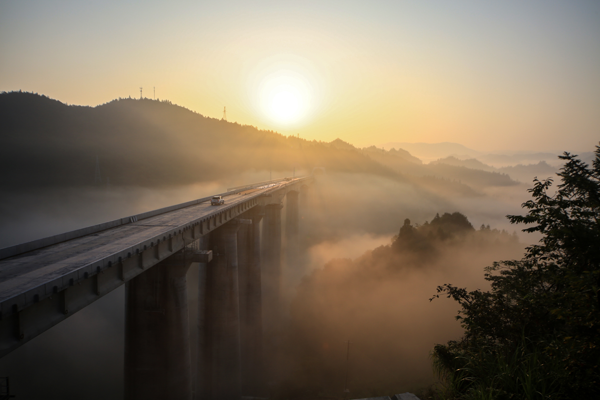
[1,0,599,152]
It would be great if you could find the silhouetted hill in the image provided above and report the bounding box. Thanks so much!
[431,156,496,172]
[381,142,481,162]
[431,156,557,183]
[0,92,397,188]
[362,148,518,189]
[0,92,530,194]
[362,145,422,165]
[498,161,557,183]
[425,163,516,187]
[328,138,357,151]
[387,147,422,164]
[381,141,564,171]
[478,152,560,168]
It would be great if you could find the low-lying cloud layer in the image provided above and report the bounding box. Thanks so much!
[273,204,525,397]
[0,171,533,399]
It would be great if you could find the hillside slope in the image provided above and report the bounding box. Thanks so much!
[0,92,395,188]
[1,92,525,194]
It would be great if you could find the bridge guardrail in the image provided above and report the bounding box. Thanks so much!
[0,177,310,261]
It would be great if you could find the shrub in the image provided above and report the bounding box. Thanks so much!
[431,145,600,399]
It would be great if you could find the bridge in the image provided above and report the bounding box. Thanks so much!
[0,176,314,400]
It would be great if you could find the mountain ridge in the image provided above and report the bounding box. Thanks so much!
[0,92,396,188]
[1,92,538,193]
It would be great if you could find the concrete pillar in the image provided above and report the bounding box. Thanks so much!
[125,252,194,400]
[195,235,211,400]
[261,203,283,335]
[299,185,309,221]
[238,208,265,396]
[285,191,299,271]
[196,220,242,400]
[298,185,311,263]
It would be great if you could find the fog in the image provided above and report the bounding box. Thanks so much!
[270,173,526,397]
[277,230,523,396]
[0,170,533,399]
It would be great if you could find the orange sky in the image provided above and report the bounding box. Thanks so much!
[1,1,599,152]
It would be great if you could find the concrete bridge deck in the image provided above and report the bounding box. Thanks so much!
[0,177,310,358]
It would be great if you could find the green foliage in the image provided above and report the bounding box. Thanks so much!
[430,145,600,399]
[392,212,480,256]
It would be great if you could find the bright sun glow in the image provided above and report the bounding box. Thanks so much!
[247,55,325,128]
[270,89,300,121]
[258,70,312,125]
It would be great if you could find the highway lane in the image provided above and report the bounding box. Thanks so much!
[0,176,310,357]
[0,178,301,307]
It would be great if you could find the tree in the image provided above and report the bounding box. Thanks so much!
[430,145,600,399]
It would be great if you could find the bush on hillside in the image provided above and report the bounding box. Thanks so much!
[430,145,600,399]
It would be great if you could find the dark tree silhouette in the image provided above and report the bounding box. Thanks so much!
[431,145,600,399]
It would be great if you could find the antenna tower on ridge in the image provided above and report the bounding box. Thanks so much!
[153,87,155,100]
[140,87,143,99]
[222,106,227,121]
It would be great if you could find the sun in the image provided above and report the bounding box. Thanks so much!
[258,70,312,125]
[246,55,325,128]
[269,88,301,122]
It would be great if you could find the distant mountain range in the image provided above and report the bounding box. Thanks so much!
[0,92,394,188]
[328,139,518,189]
[430,156,557,183]
[1,92,576,194]
[381,142,482,162]
[380,141,572,168]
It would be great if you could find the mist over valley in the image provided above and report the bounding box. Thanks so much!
[0,92,568,399]
[3,2,600,398]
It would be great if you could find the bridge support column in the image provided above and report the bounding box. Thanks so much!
[261,203,283,335]
[125,251,194,400]
[196,220,243,400]
[194,235,210,400]
[238,207,265,396]
[285,191,299,272]
[299,185,309,222]
[299,184,310,256]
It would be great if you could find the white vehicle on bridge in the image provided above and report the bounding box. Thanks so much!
[210,195,225,206]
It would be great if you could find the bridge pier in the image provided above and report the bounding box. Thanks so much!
[238,207,265,396]
[196,220,244,400]
[195,235,211,400]
[285,191,299,273]
[299,185,309,224]
[261,203,283,335]
[0,177,315,400]
[125,251,194,400]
